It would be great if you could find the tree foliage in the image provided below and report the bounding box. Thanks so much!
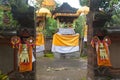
[9,0,29,13]
[103,0,120,27]
[74,15,86,37]
[84,0,120,27]
[79,0,89,6]
[0,0,19,29]
[45,17,57,37]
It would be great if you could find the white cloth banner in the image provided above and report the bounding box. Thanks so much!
[32,52,35,62]
[36,45,45,52]
[58,28,75,35]
[52,45,79,53]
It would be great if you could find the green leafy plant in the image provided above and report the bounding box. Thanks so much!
[0,70,9,80]
[74,15,86,37]
[0,5,19,30]
[45,17,57,37]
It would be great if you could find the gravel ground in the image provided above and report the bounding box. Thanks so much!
[36,57,87,80]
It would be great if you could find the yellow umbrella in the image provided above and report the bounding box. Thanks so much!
[77,6,89,15]
[82,6,89,14]
[41,0,55,7]
[77,7,83,14]
[36,7,51,17]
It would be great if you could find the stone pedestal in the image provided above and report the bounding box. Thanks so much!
[36,51,44,57]
[53,51,80,59]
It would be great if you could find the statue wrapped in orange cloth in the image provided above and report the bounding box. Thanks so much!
[91,36,111,66]
[18,44,33,72]
[11,36,35,72]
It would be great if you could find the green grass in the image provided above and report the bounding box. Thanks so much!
[44,52,54,58]
[80,55,87,59]
[81,77,86,80]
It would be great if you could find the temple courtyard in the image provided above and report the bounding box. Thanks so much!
[36,55,87,80]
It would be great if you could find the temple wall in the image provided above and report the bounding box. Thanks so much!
[109,36,120,68]
[0,45,14,74]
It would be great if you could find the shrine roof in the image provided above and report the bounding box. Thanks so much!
[52,2,78,14]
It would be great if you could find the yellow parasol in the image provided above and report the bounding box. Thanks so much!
[41,0,55,7]
[36,7,51,17]
[77,7,83,14]
[77,6,90,15]
[82,6,89,14]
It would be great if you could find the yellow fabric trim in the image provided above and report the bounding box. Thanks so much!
[53,33,79,46]
[36,33,44,46]
[53,13,79,18]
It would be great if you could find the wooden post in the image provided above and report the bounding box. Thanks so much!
[87,11,95,80]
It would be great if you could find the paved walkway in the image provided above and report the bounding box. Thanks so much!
[36,57,87,80]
